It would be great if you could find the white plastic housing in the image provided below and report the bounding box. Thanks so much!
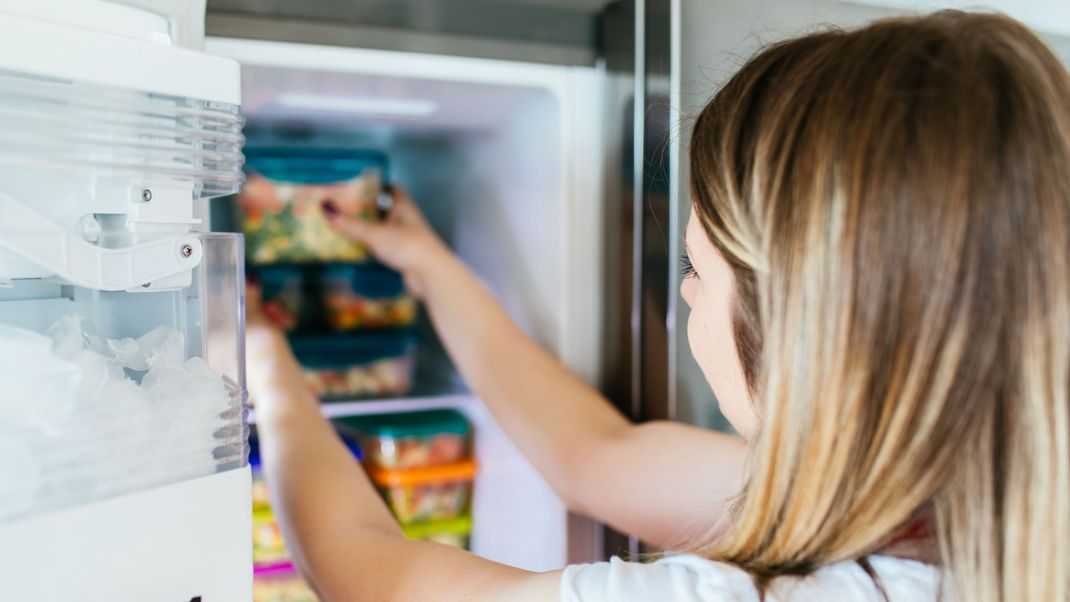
[0,468,252,601]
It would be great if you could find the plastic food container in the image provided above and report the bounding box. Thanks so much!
[401,515,473,550]
[367,460,477,524]
[291,333,418,399]
[238,148,388,265]
[253,563,318,602]
[253,508,289,566]
[336,409,471,470]
[256,266,305,332]
[321,264,417,331]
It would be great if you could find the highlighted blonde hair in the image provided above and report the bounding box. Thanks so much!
[690,11,1070,600]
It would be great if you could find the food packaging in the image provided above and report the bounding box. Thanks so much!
[336,409,471,470]
[367,460,477,524]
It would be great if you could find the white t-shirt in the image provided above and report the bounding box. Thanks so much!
[561,554,940,601]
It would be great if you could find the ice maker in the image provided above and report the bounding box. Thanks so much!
[0,1,251,599]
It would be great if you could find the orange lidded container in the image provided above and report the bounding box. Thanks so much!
[366,460,477,524]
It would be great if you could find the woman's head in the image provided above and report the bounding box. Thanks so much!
[685,11,1070,600]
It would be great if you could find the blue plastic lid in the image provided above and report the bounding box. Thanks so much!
[290,331,419,369]
[253,265,304,294]
[244,147,389,185]
[320,263,406,298]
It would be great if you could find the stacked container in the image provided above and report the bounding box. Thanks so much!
[237,147,419,400]
[249,431,364,602]
[337,409,476,548]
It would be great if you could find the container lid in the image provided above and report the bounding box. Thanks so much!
[320,263,406,298]
[253,560,299,578]
[337,409,471,439]
[244,147,389,185]
[401,514,473,539]
[367,459,477,487]
[290,331,418,368]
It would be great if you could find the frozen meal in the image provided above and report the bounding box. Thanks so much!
[336,409,471,470]
[238,148,387,265]
[291,333,417,399]
[367,460,477,524]
[321,264,417,330]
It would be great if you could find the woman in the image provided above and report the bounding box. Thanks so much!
[248,11,1070,601]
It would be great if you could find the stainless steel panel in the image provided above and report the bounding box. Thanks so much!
[206,0,613,65]
[598,0,673,560]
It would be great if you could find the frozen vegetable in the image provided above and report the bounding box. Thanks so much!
[239,171,381,265]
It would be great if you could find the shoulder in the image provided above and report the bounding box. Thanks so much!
[560,554,940,602]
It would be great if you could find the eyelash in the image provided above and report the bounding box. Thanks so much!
[681,254,697,279]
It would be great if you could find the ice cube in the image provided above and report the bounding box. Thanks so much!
[109,327,184,372]
[46,314,86,360]
[0,324,81,432]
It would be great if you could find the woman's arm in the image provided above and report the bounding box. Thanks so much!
[249,318,560,602]
[326,189,748,548]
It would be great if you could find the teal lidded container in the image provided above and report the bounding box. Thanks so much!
[336,409,472,470]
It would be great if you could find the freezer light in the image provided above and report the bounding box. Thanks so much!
[277,93,439,118]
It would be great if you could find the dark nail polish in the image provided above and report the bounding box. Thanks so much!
[322,199,339,217]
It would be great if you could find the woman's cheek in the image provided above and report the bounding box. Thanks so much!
[681,276,699,308]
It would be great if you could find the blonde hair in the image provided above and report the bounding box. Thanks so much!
[689,11,1070,601]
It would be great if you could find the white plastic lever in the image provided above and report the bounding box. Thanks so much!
[0,194,202,291]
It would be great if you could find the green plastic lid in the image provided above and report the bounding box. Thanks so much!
[336,409,471,439]
[401,514,473,539]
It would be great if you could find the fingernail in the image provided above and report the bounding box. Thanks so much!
[246,272,259,286]
[322,200,339,218]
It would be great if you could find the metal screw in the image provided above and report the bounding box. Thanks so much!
[142,282,152,288]
[142,189,152,202]
[180,244,194,258]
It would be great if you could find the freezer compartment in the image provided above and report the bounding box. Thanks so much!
[0,233,248,523]
[209,37,603,569]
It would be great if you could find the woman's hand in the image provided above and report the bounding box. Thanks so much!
[323,185,451,299]
[244,279,308,412]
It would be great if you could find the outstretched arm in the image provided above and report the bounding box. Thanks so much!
[325,188,748,548]
[248,301,560,601]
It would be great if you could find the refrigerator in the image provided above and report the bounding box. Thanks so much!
[2,1,1069,600]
